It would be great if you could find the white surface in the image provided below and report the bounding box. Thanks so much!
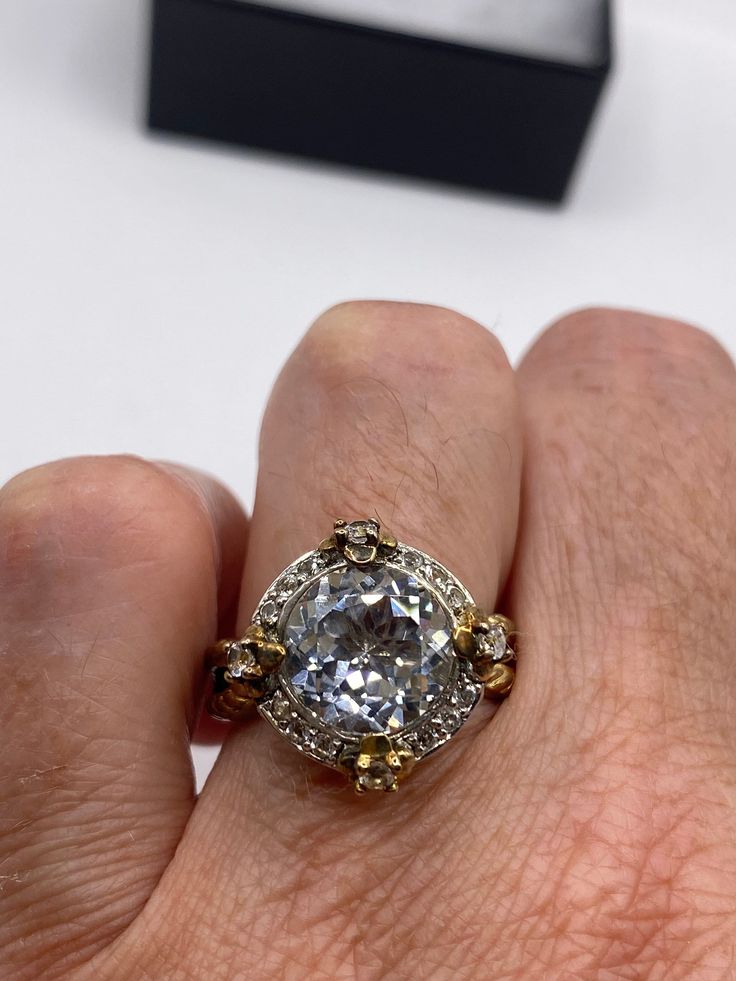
[254,0,607,65]
[1,1,735,787]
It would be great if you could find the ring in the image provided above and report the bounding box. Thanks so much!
[206,519,517,794]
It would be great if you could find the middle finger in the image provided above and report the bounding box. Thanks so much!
[120,300,523,975]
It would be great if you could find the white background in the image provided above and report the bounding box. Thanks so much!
[1,1,735,784]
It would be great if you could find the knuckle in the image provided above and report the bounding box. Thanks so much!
[527,306,735,387]
[272,302,515,554]
[0,455,210,580]
[303,300,508,383]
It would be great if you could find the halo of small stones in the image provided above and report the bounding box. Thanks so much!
[256,543,489,770]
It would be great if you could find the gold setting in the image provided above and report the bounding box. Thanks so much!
[319,518,399,566]
[452,606,517,699]
[339,734,416,794]
[206,625,286,722]
[205,519,518,794]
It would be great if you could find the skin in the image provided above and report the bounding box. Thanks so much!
[0,302,735,980]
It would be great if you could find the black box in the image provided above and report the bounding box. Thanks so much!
[148,0,613,202]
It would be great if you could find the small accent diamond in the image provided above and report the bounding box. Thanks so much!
[477,624,508,661]
[400,550,422,570]
[260,600,279,626]
[346,520,379,545]
[356,759,398,793]
[455,682,479,710]
[226,641,257,678]
[445,585,466,611]
[298,554,325,579]
[271,691,291,721]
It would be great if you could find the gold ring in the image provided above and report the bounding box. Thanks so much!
[206,519,517,794]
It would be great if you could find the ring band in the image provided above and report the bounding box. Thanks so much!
[206,519,517,794]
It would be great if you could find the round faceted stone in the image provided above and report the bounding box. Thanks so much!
[283,564,454,734]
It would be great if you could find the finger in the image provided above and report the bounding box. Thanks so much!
[514,309,736,749]
[243,301,520,607]
[0,455,247,979]
[117,301,523,976]
[501,309,736,974]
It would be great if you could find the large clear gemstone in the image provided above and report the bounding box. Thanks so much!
[283,564,454,734]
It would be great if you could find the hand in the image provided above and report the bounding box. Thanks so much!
[2,303,735,980]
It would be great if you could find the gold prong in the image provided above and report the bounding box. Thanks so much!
[340,733,416,794]
[333,519,349,551]
[206,625,286,721]
[484,663,516,700]
[329,518,383,566]
[452,624,477,660]
[453,604,517,685]
[379,531,398,554]
[207,667,257,722]
[344,545,379,565]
